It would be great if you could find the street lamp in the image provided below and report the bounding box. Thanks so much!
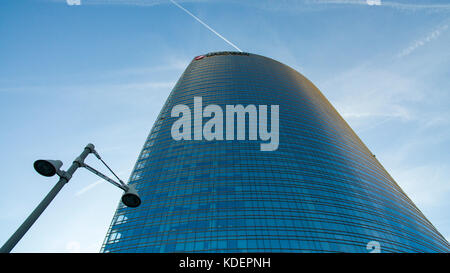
[0,143,140,253]
[122,184,141,208]
[33,160,63,177]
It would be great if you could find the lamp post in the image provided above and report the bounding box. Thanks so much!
[0,143,140,253]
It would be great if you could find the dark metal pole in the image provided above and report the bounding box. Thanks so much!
[0,144,95,253]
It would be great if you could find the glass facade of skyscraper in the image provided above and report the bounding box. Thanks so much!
[101,52,449,253]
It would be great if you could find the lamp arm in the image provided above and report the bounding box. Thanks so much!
[91,149,127,188]
[80,162,128,191]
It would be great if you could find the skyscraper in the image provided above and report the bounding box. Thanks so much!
[101,52,449,253]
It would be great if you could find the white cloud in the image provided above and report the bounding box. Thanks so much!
[65,241,81,252]
[54,0,450,14]
[320,65,421,131]
[65,240,100,253]
[113,81,176,90]
[391,164,450,207]
[422,116,450,129]
[69,0,208,7]
[310,0,450,12]
[310,0,367,5]
[109,61,188,77]
[366,0,381,6]
[66,0,81,6]
[382,1,450,12]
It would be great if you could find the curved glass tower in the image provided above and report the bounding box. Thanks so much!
[101,52,449,253]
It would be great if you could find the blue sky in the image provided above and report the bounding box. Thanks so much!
[0,0,449,252]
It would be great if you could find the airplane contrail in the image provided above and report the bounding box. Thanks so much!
[397,23,448,58]
[169,0,243,52]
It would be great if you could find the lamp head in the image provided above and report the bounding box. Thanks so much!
[34,160,63,177]
[121,184,141,208]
